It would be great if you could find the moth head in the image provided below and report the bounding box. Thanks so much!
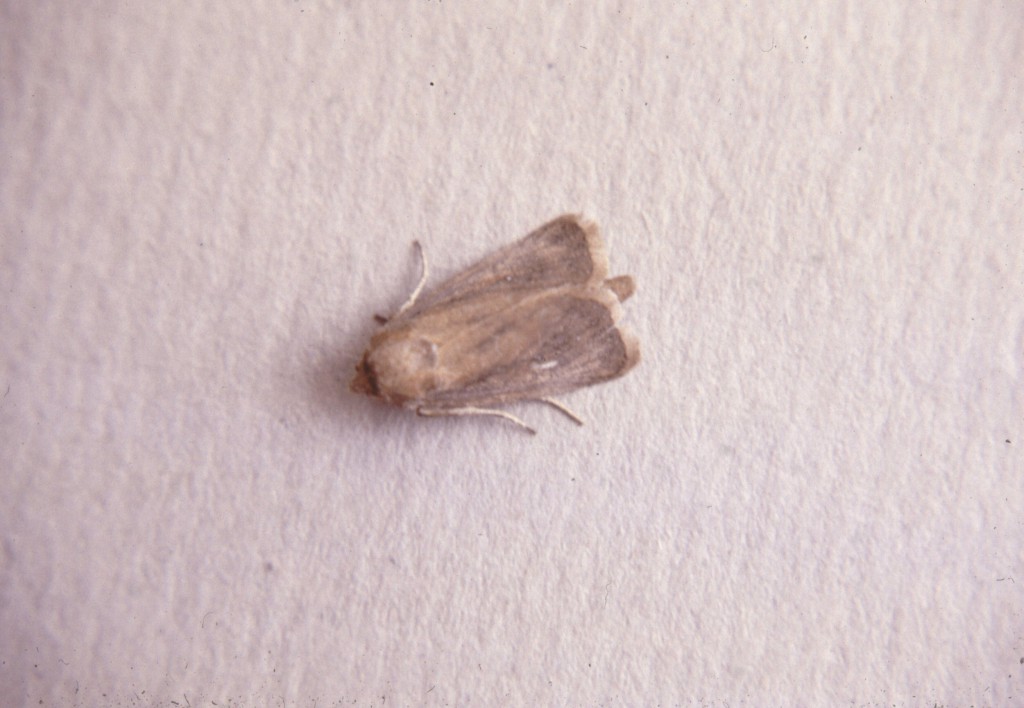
[350,334,439,405]
[350,355,380,398]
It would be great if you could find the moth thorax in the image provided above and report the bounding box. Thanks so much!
[367,335,440,402]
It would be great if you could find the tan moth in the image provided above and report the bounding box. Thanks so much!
[350,214,639,433]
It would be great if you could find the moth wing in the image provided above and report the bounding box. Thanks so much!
[392,214,610,323]
[418,285,639,409]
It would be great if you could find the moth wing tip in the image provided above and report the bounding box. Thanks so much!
[620,328,641,373]
[551,212,600,239]
[605,274,635,302]
[572,216,611,283]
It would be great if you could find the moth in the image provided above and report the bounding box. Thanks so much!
[350,214,640,433]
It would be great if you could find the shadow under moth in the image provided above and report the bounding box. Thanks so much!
[350,214,640,433]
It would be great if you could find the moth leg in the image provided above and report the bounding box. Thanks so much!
[539,397,585,426]
[393,240,429,318]
[417,406,537,435]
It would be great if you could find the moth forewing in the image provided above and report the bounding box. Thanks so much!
[351,214,639,433]
[414,285,636,408]
[391,214,612,322]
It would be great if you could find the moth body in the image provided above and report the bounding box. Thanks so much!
[350,214,639,433]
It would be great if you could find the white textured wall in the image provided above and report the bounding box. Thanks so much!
[2,2,1021,705]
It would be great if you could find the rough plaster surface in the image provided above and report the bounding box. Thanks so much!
[1,2,1021,706]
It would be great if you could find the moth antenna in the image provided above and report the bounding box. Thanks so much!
[417,406,537,435]
[393,240,429,318]
[539,398,585,426]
